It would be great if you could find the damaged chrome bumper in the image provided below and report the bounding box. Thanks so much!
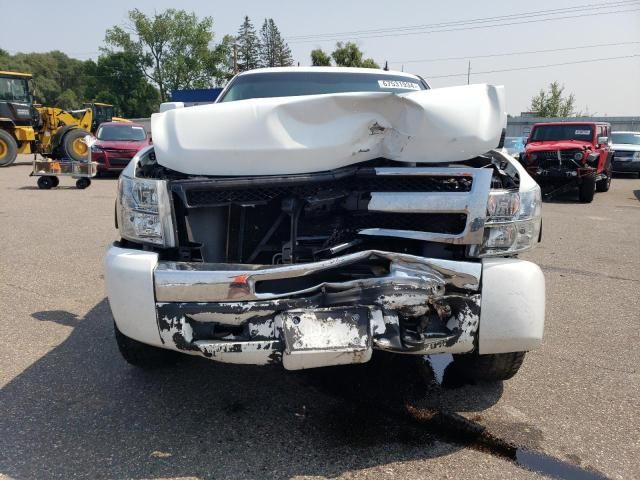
[105,245,545,370]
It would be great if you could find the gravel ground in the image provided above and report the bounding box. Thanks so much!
[1,156,639,480]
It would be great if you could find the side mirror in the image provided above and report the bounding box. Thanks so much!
[597,136,608,146]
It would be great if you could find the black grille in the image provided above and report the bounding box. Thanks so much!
[613,150,634,159]
[182,175,473,207]
[109,157,132,166]
[537,149,583,169]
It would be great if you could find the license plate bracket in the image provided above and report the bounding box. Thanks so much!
[280,307,372,370]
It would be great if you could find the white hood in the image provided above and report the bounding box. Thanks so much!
[151,83,506,176]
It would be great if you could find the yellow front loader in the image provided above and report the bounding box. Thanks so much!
[0,70,126,167]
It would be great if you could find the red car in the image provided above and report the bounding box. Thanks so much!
[523,122,613,202]
[91,122,151,174]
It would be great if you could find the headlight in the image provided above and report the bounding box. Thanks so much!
[574,152,583,161]
[91,145,103,153]
[633,152,640,161]
[117,175,175,247]
[469,186,542,257]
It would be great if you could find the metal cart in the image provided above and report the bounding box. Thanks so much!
[31,158,98,189]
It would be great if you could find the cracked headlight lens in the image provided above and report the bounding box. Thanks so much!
[471,186,542,257]
[117,175,175,246]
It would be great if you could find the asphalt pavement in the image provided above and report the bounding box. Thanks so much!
[1,155,639,480]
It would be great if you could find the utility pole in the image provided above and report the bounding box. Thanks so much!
[467,60,471,85]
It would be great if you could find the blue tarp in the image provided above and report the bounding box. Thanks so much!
[170,88,223,103]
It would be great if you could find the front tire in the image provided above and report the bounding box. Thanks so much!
[0,129,18,167]
[114,322,180,369]
[37,176,56,189]
[62,129,90,162]
[452,351,526,383]
[76,177,91,189]
[578,175,596,203]
[596,166,611,192]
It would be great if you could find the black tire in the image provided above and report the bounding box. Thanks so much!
[0,129,18,167]
[76,177,91,189]
[452,351,526,383]
[51,176,60,187]
[114,322,180,369]
[62,128,90,162]
[37,176,55,189]
[596,166,611,192]
[578,175,596,203]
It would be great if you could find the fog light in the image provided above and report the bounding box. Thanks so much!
[484,224,517,249]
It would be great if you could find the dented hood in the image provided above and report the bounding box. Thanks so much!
[151,83,506,176]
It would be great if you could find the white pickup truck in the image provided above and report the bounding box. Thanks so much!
[105,67,545,382]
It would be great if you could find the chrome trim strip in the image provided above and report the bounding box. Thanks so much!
[364,167,492,244]
[154,249,482,303]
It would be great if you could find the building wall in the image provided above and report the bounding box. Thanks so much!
[507,116,640,138]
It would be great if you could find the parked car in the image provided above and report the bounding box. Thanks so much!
[91,122,150,174]
[504,136,526,158]
[611,131,640,177]
[105,67,545,384]
[522,122,612,202]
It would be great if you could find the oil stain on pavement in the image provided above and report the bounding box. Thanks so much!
[303,353,609,480]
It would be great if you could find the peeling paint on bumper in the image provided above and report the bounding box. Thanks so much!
[152,250,483,369]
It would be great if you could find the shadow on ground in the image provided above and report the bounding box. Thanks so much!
[1,299,515,480]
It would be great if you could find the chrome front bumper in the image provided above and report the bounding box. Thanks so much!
[105,245,545,370]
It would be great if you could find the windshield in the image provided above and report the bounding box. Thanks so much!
[0,77,30,103]
[219,71,428,102]
[530,124,594,142]
[96,125,146,141]
[611,132,640,145]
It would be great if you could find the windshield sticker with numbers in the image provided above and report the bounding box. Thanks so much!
[378,80,421,90]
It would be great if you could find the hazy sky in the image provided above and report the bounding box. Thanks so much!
[2,0,639,115]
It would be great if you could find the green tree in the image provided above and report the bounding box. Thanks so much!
[359,58,380,69]
[270,20,293,67]
[210,34,236,86]
[331,42,378,68]
[311,48,332,66]
[104,9,217,102]
[88,51,160,117]
[0,50,91,107]
[530,81,576,117]
[236,16,261,72]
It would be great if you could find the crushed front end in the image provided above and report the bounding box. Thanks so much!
[524,148,598,199]
[105,147,545,370]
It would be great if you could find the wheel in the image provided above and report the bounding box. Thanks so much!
[51,176,60,187]
[596,166,611,192]
[62,129,90,162]
[76,177,91,189]
[452,351,526,383]
[114,322,180,369]
[0,129,18,167]
[37,176,55,189]
[578,175,596,203]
